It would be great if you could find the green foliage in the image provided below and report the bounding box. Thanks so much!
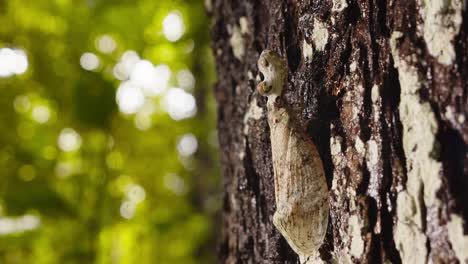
[0,0,219,263]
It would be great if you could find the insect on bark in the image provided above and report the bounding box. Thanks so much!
[257,50,329,257]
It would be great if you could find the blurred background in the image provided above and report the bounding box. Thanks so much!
[0,0,220,263]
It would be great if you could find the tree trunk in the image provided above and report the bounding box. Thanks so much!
[209,0,467,263]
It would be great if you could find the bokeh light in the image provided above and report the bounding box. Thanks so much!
[96,35,117,54]
[0,215,40,235]
[113,50,140,80]
[177,133,198,156]
[31,105,50,123]
[163,11,185,42]
[0,1,218,263]
[130,60,171,96]
[0,48,28,77]
[177,69,196,91]
[120,201,136,219]
[125,184,146,204]
[116,81,145,114]
[80,52,100,71]
[57,128,82,152]
[163,87,197,120]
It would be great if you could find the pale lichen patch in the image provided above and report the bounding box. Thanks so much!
[395,191,428,264]
[348,215,365,257]
[312,18,329,52]
[331,177,339,192]
[447,214,468,262]
[239,98,264,160]
[347,188,357,199]
[350,61,357,72]
[354,137,365,155]
[371,84,379,103]
[366,139,381,199]
[391,31,443,264]
[390,31,403,55]
[420,0,463,65]
[332,0,348,12]
[243,97,264,135]
[445,106,455,120]
[228,17,250,60]
[247,71,254,80]
[371,85,381,122]
[238,148,246,160]
[366,140,379,168]
[302,40,314,61]
[230,193,238,211]
[330,135,344,188]
[228,25,245,60]
[204,0,212,12]
[239,17,250,35]
[399,67,442,206]
[235,85,242,95]
[330,135,343,156]
[395,206,428,264]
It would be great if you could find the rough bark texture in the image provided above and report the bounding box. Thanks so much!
[209,0,467,263]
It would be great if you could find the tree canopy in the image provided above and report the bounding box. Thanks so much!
[0,0,219,263]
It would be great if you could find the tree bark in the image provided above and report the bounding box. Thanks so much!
[209,0,467,263]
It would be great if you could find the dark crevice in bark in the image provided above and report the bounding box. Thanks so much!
[283,1,301,73]
[369,234,382,263]
[365,196,380,262]
[359,44,374,143]
[439,125,468,225]
[453,7,468,144]
[380,206,402,263]
[358,161,371,196]
[314,97,339,188]
[357,44,375,222]
[346,0,361,26]
[379,63,404,264]
[377,0,390,37]
[244,141,261,206]
[380,64,401,114]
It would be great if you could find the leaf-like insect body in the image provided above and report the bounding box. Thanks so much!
[258,50,329,257]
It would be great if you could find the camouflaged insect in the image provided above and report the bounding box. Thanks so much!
[257,50,329,257]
